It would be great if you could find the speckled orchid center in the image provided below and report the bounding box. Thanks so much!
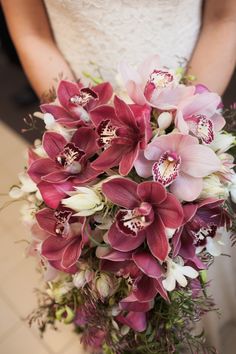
[185,114,214,144]
[149,70,174,89]
[56,143,84,173]
[97,119,118,149]
[54,210,72,237]
[69,87,98,107]
[116,202,154,236]
[193,224,217,247]
[152,151,181,187]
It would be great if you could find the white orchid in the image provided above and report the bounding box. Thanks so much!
[9,171,42,201]
[162,257,198,292]
[62,186,104,216]
[209,131,236,155]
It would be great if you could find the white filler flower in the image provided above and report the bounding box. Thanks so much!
[162,257,198,292]
[62,187,104,216]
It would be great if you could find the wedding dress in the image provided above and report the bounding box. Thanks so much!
[44,0,202,83]
[43,1,236,353]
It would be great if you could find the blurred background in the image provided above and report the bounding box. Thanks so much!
[0,4,236,354]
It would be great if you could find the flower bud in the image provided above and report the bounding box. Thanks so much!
[62,187,104,216]
[96,273,114,300]
[157,112,172,130]
[73,269,93,289]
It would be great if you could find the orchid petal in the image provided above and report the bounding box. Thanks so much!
[117,311,147,332]
[180,144,221,177]
[38,180,73,209]
[158,193,183,228]
[28,158,58,184]
[137,181,167,205]
[146,218,169,262]
[108,223,145,252]
[133,251,163,279]
[43,131,67,159]
[102,177,139,209]
[170,172,203,201]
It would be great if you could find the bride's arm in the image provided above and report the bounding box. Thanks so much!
[187,0,236,95]
[1,0,75,99]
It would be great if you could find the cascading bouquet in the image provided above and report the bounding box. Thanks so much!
[9,55,236,354]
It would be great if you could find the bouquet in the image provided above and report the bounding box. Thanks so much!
[9,55,236,354]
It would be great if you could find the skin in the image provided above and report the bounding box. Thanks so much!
[2,0,236,98]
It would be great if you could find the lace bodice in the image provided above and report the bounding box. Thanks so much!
[44,0,202,85]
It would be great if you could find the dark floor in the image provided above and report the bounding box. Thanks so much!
[0,51,235,145]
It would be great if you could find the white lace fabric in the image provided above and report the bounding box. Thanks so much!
[44,0,202,85]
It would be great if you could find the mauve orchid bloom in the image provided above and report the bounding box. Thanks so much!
[90,96,151,175]
[41,80,113,127]
[172,198,231,261]
[119,55,195,109]
[41,216,88,273]
[28,127,99,185]
[175,91,225,144]
[102,178,183,262]
[135,133,221,201]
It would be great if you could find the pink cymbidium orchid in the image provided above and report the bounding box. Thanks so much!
[41,80,113,127]
[175,91,225,144]
[135,133,221,201]
[28,127,99,185]
[90,96,152,175]
[119,55,195,109]
[41,216,88,273]
[101,178,183,262]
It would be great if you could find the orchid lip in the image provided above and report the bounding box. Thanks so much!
[116,202,154,236]
[186,114,214,144]
[97,119,118,149]
[54,210,73,237]
[152,151,181,186]
[193,224,217,247]
[148,70,174,89]
[69,87,98,107]
[56,143,85,172]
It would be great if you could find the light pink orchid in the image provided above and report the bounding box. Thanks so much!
[119,55,195,109]
[90,96,152,175]
[175,91,225,144]
[41,80,113,127]
[102,178,183,261]
[135,133,221,201]
[28,127,99,185]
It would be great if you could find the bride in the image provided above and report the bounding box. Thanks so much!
[2,0,236,352]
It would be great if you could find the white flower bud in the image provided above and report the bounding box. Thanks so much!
[157,112,172,130]
[96,273,114,299]
[62,187,104,216]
